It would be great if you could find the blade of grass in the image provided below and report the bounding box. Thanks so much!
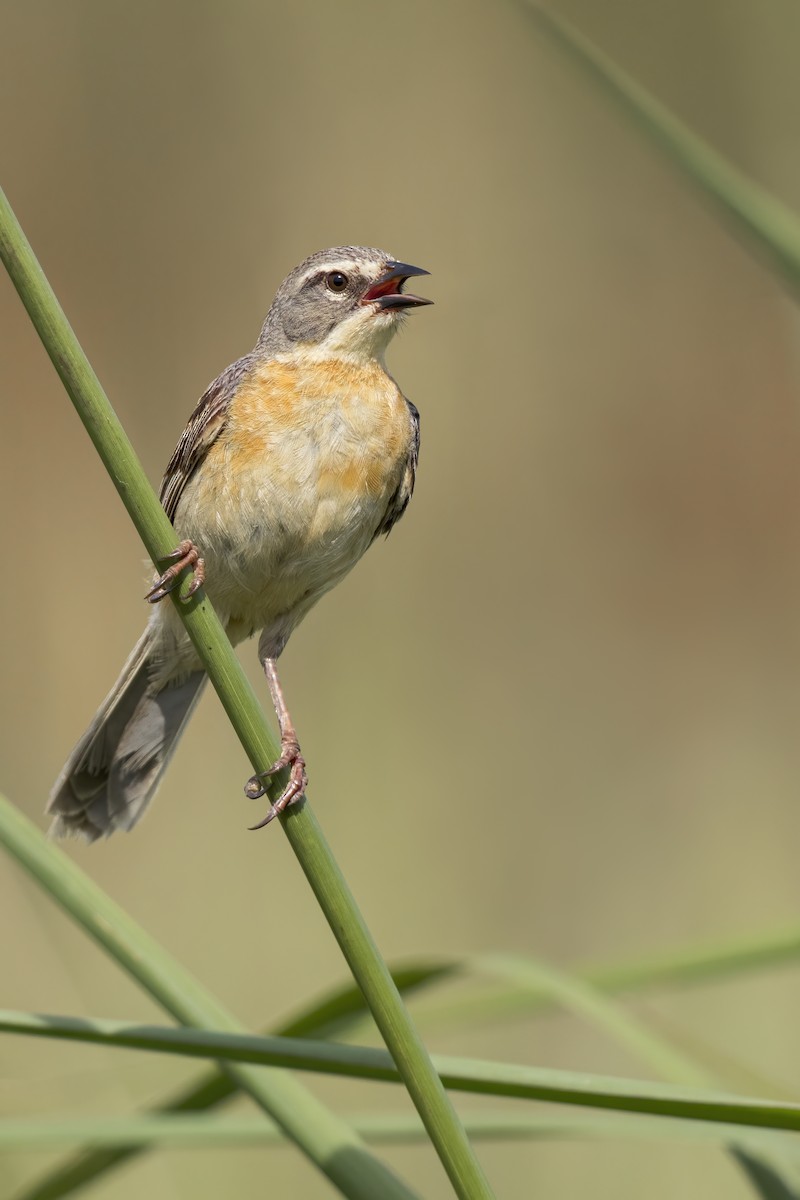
[18,962,458,1200]
[0,799,418,1200]
[23,917,800,1200]
[24,917,800,1200]
[522,4,800,296]
[477,954,800,1200]
[579,924,800,996]
[476,954,707,1082]
[0,182,494,1200]
[411,922,800,1034]
[3,1110,796,1152]
[634,1013,800,1103]
[6,1009,800,1135]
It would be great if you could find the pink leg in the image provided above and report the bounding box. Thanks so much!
[245,658,308,828]
[145,540,206,604]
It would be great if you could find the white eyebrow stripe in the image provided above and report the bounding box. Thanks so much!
[299,263,348,282]
[297,259,381,286]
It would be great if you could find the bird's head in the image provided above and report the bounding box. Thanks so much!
[257,246,431,362]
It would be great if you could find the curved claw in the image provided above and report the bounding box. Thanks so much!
[245,741,307,829]
[145,540,205,604]
[248,805,281,831]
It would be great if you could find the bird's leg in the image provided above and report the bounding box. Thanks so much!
[245,657,308,827]
[145,540,206,603]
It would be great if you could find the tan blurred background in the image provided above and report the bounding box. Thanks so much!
[4,0,800,1196]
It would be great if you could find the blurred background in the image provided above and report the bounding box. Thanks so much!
[4,0,800,1196]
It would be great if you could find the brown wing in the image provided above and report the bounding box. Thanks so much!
[159,354,254,522]
[375,399,420,540]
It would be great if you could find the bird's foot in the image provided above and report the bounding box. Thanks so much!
[245,738,307,828]
[145,540,205,603]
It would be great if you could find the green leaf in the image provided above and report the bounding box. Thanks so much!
[475,954,800,1200]
[6,1008,800,1134]
[16,961,458,1200]
[409,924,800,1033]
[23,915,800,1200]
[475,954,705,1082]
[523,4,800,296]
[2,1110,797,1152]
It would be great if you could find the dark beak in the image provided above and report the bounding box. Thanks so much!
[362,261,433,310]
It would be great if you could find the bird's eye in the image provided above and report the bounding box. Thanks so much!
[325,271,349,293]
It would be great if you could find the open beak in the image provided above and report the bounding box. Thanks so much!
[362,261,432,310]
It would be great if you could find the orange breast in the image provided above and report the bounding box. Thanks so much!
[165,352,415,656]
[221,355,411,504]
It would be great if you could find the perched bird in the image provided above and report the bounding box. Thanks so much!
[48,246,431,840]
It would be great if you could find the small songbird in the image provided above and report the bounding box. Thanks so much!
[48,246,431,840]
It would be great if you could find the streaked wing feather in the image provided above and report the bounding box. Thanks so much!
[159,354,254,522]
[375,398,420,539]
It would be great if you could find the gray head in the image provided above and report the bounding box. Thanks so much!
[256,246,431,361]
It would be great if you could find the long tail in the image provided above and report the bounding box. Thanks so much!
[48,630,207,841]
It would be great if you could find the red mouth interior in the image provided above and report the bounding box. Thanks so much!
[362,276,405,303]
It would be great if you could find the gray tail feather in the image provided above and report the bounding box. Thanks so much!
[48,630,207,841]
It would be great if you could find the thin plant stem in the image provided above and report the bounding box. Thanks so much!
[4,1006,800,1136]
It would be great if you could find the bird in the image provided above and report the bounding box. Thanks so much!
[48,246,431,840]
